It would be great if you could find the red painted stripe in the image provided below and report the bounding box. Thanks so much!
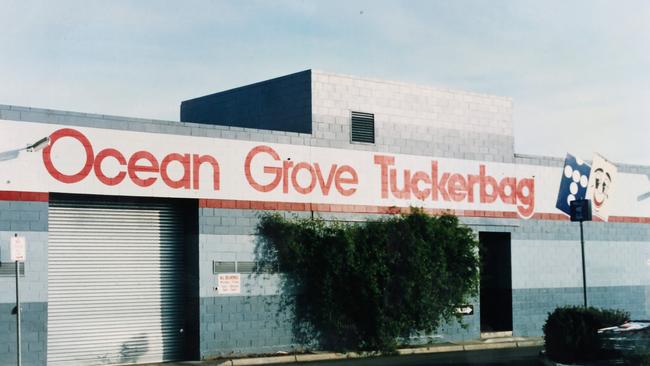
[197,198,650,223]
[531,212,569,221]
[609,216,650,224]
[0,190,49,202]
[3,192,647,223]
[198,198,650,223]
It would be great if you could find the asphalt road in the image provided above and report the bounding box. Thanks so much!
[278,347,544,366]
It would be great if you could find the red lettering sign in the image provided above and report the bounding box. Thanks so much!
[39,129,536,219]
[374,154,535,218]
[245,145,358,196]
[42,128,220,190]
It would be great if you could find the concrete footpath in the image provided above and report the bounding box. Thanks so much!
[145,336,544,366]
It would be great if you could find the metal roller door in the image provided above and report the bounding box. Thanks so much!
[48,199,186,365]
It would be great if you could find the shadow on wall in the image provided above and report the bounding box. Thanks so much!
[638,173,650,201]
[119,333,149,364]
[0,148,21,161]
[253,231,311,350]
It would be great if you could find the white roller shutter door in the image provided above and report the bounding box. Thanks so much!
[48,199,186,365]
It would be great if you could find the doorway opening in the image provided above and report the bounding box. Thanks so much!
[479,232,512,335]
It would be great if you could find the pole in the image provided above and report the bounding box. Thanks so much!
[580,220,588,308]
[16,260,21,366]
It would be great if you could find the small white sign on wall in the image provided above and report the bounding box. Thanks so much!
[10,236,26,262]
[217,273,241,295]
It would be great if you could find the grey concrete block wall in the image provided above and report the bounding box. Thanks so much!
[199,296,294,357]
[0,302,47,366]
[0,200,48,366]
[512,286,649,337]
[509,217,650,337]
[198,208,295,357]
[310,70,515,162]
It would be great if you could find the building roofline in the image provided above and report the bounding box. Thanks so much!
[180,69,312,105]
[311,69,512,101]
[514,153,650,172]
[0,103,180,125]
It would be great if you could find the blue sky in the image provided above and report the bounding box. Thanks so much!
[1,0,648,164]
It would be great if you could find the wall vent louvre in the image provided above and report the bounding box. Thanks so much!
[351,111,375,143]
[236,261,255,273]
[213,261,236,273]
[212,261,275,274]
[0,262,25,276]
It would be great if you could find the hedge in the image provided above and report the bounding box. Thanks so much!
[543,306,630,363]
[255,209,480,353]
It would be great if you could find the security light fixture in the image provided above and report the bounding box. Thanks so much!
[0,136,50,161]
[25,136,50,152]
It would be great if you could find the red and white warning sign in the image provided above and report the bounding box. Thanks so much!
[10,236,26,262]
[217,273,241,294]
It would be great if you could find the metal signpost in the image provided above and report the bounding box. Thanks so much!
[570,199,592,307]
[557,153,617,308]
[10,234,26,366]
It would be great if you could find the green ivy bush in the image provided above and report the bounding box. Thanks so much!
[255,209,479,353]
[543,306,630,363]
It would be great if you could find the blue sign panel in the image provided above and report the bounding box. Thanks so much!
[556,153,591,216]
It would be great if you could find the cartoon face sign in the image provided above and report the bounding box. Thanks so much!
[586,154,617,221]
[591,167,612,208]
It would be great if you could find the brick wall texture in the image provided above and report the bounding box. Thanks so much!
[0,201,48,366]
